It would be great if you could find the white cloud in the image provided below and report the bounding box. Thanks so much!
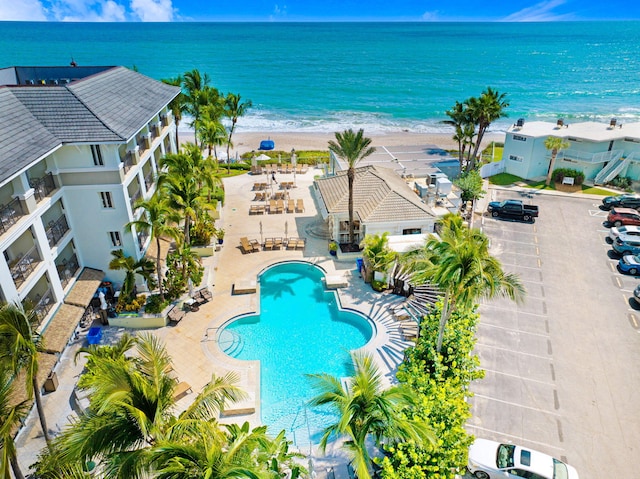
[130,0,174,21]
[0,0,47,21]
[502,0,573,22]
[421,10,439,21]
[52,0,126,21]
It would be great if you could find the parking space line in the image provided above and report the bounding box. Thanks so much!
[465,424,565,452]
[491,237,538,245]
[480,304,546,317]
[480,322,549,338]
[482,368,555,386]
[475,343,552,360]
[498,262,542,272]
[473,394,561,416]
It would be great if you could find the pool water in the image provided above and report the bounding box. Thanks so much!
[219,262,373,444]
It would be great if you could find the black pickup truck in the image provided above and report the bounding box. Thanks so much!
[487,199,539,222]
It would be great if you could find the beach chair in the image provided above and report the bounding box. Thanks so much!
[264,238,274,250]
[173,381,193,400]
[269,199,277,214]
[240,237,257,254]
[276,199,284,213]
[285,164,292,174]
[167,305,186,325]
[273,237,283,250]
[296,199,304,212]
[287,199,295,213]
[295,237,306,250]
[286,237,297,250]
[194,287,213,304]
[296,164,302,174]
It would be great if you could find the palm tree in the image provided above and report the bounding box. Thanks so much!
[308,352,434,479]
[108,250,157,305]
[544,136,570,186]
[0,303,52,448]
[0,369,30,479]
[405,214,525,353]
[224,93,252,170]
[328,129,376,246]
[183,69,212,147]
[445,101,476,171]
[467,88,509,170]
[161,75,186,148]
[126,195,181,303]
[198,117,228,161]
[360,233,395,281]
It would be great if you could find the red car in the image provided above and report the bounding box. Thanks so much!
[607,207,640,227]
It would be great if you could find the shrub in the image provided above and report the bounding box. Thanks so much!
[145,294,169,314]
[607,176,632,190]
[116,294,146,313]
[371,279,386,291]
[552,168,584,185]
[191,211,216,246]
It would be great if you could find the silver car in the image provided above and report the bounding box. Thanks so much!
[467,438,579,479]
[608,225,640,243]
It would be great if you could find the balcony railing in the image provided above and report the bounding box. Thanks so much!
[9,245,42,288]
[0,198,24,234]
[150,124,160,140]
[136,135,149,153]
[160,114,168,127]
[130,189,142,210]
[45,214,70,247]
[29,172,56,202]
[56,254,80,289]
[137,230,149,251]
[144,170,155,191]
[122,150,136,173]
[31,288,54,325]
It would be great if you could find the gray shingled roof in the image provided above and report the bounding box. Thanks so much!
[0,66,179,185]
[315,165,435,223]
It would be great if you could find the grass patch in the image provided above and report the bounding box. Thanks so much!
[582,185,614,195]
[488,172,523,186]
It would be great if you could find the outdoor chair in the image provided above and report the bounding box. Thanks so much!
[276,199,284,213]
[240,237,258,254]
[167,305,186,325]
[287,199,295,213]
[296,199,305,212]
[269,199,277,214]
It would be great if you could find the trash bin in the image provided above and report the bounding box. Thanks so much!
[43,371,58,392]
[356,258,364,272]
[87,326,102,345]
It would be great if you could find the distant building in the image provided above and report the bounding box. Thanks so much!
[501,118,640,184]
[0,65,179,327]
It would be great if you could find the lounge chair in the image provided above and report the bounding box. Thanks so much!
[273,237,283,250]
[296,164,302,174]
[240,237,258,254]
[269,199,277,214]
[173,381,193,400]
[167,305,186,325]
[287,199,295,213]
[264,238,274,250]
[276,199,284,213]
[295,237,305,250]
[285,164,292,174]
[286,237,297,250]
[194,287,212,303]
[296,199,304,212]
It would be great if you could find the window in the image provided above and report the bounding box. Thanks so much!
[109,231,122,247]
[100,192,114,208]
[402,228,421,235]
[509,155,523,162]
[512,135,527,142]
[91,145,104,166]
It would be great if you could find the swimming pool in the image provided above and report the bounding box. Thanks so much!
[219,261,373,444]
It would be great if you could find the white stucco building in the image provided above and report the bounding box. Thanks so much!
[501,118,640,184]
[0,65,179,329]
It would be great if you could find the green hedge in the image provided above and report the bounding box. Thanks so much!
[552,168,585,185]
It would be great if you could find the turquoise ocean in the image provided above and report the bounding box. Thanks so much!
[2,21,640,133]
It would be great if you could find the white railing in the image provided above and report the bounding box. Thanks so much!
[559,148,623,164]
[594,151,635,185]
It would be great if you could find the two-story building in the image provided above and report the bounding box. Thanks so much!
[0,65,179,329]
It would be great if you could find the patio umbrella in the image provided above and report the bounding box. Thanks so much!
[260,220,263,243]
[187,278,194,298]
[256,153,270,161]
[284,220,288,240]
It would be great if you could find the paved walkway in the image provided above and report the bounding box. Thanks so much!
[16,165,416,477]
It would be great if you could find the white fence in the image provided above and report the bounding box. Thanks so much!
[479,160,505,178]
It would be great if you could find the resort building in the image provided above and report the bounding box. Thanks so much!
[500,119,640,184]
[0,65,179,328]
[313,165,438,245]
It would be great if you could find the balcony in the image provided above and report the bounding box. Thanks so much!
[137,230,149,251]
[160,114,168,128]
[56,253,80,289]
[130,189,142,211]
[150,123,160,140]
[144,170,155,191]
[29,172,56,202]
[136,135,150,153]
[9,245,42,288]
[0,198,25,234]
[45,214,70,248]
[31,288,54,325]
[122,150,135,173]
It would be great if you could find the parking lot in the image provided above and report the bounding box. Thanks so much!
[467,188,640,479]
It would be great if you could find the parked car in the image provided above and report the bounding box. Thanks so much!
[606,207,640,227]
[601,194,640,210]
[487,199,539,222]
[634,284,640,303]
[608,225,640,243]
[612,236,640,256]
[467,438,580,479]
[618,254,640,275]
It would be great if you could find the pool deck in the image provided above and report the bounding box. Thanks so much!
[16,165,419,477]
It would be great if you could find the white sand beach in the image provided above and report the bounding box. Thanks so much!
[179,130,506,156]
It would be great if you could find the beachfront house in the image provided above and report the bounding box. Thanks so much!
[313,165,438,246]
[0,65,179,328]
[499,119,640,184]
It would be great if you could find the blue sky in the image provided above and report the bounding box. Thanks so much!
[1,0,639,22]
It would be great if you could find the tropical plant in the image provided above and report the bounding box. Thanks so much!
[126,195,181,302]
[307,352,434,479]
[0,303,51,449]
[224,92,253,171]
[198,117,228,161]
[552,167,585,186]
[453,169,486,206]
[328,129,376,245]
[164,242,204,300]
[182,69,211,147]
[402,213,525,353]
[108,249,157,306]
[544,136,570,186]
[360,232,395,275]
[466,88,509,170]
[0,369,30,479]
[445,101,475,171]
[161,75,186,147]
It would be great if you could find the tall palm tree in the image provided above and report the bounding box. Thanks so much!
[445,101,476,171]
[544,136,570,186]
[0,303,51,448]
[308,352,434,479]
[360,232,395,279]
[224,93,252,170]
[108,250,157,305]
[126,195,181,302]
[405,214,525,353]
[161,75,186,148]
[467,88,509,170]
[198,117,228,162]
[328,129,376,246]
[183,69,212,148]
[0,369,30,479]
